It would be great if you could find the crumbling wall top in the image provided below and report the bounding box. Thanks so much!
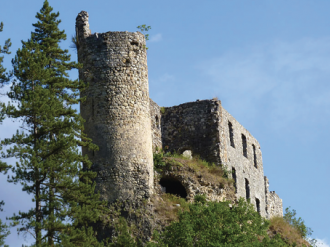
[76,11,91,43]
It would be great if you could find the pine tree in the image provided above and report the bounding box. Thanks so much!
[0,21,12,172]
[0,22,11,247]
[1,1,104,246]
[0,21,11,88]
[0,201,9,247]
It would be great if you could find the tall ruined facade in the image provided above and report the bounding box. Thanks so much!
[76,11,283,238]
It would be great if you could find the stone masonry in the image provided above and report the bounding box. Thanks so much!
[76,10,283,232]
[158,100,283,218]
[76,11,153,204]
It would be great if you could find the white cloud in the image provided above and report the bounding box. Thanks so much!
[199,37,330,131]
[149,33,162,42]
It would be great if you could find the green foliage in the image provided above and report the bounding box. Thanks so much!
[136,24,151,41]
[0,21,12,173]
[0,201,9,247]
[136,24,151,50]
[0,22,11,247]
[107,217,140,247]
[151,198,289,247]
[283,207,317,246]
[283,207,313,240]
[160,107,166,115]
[0,21,11,87]
[1,1,103,246]
[194,194,207,204]
[153,147,166,170]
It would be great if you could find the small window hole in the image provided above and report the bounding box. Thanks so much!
[242,134,247,158]
[252,144,257,168]
[229,121,235,148]
[245,178,250,200]
[232,167,237,193]
[130,41,139,46]
[256,198,260,214]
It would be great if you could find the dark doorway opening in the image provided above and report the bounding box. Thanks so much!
[159,177,187,199]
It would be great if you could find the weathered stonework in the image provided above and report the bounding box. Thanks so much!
[265,176,284,218]
[157,99,283,219]
[220,107,268,217]
[154,162,235,204]
[76,11,283,240]
[161,99,222,165]
[149,98,162,151]
[76,11,153,204]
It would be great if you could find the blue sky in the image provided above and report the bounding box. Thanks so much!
[1,0,329,246]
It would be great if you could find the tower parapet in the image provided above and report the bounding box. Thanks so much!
[76,11,153,204]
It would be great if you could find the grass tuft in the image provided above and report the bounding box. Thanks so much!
[269,216,310,246]
[152,194,190,225]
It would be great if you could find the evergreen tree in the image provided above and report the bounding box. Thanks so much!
[0,21,12,172]
[0,22,11,247]
[0,21,11,88]
[0,201,9,247]
[1,1,104,246]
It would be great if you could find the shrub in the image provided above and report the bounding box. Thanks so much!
[151,198,289,246]
[269,216,310,246]
[283,207,312,238]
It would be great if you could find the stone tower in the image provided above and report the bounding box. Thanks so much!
[76,11,154,204]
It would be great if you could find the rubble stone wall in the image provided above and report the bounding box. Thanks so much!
[161,99,222,165]
[149,98,162,151]
[219,107,267,217]
[264,176,283,218]
[76,11,153,204]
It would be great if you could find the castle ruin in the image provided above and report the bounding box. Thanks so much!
[76,10,283,229]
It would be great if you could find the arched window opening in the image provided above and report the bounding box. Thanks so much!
[159,177,187,199]
[228,121,235,148]
[245,178,250,200]
[232,167,237,193]
[256,198,260,214]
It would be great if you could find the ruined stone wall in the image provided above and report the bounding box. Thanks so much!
[76,11,153,204]
[220,107,267,217]
[264,176,283,218]
[161,99,222,164]
[267,192,283,218]
[155,166,234,203]
[76,11,283,228]
[149,98,162,151]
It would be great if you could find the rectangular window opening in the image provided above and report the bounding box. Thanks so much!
[256,198,260,214]
[245,178,250,200]
[229,121,235,148]
[232,167,237,193]
[252,144,257,168]
[242,134,247,158]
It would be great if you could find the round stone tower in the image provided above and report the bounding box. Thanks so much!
[76,11,154,204]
